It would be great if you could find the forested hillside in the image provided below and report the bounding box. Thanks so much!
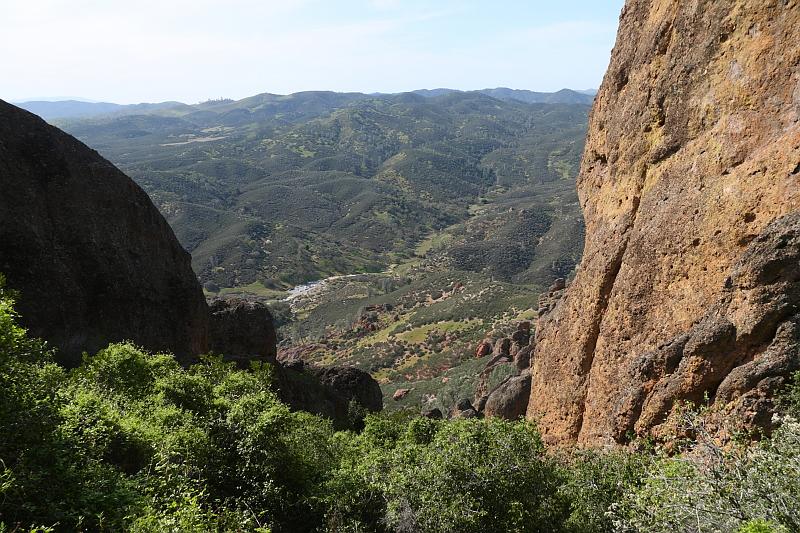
[61,91,589,291]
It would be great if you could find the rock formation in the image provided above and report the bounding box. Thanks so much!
[484,371,531,420]
[0,100,209,366]
[528,1,800,445]
[275,364,383,430]
[473,321,535,419]
[208,297,278,366]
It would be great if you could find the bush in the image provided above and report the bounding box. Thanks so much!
[614,412,800,532]
[325,414,570,532]
[3,270,799,532]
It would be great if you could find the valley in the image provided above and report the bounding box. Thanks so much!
[59,89,589,412]
[4,0,800,530]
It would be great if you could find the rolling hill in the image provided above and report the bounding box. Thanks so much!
[60,90,589,409]
[60,90,589,291]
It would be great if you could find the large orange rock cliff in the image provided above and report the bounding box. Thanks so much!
[527,0,800,445]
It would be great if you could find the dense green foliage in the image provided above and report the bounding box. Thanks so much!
[2,278,799,532]
[613,411,800,532]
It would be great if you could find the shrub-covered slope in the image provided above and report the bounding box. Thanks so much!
[3,274,800,533]
[61,92,589,290]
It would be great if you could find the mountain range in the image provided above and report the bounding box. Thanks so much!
[16,88,594,121]
[57,89,590,294]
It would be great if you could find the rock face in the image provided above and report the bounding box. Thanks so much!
[275,365,383,430]
[208,298,277,366]
[0,100,209,366]
[484,371,531,420]
[528,1,800,446]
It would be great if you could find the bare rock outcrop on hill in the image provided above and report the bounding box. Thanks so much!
[0,100,209,366]
[528,1,800,445]
[473,321,535,419]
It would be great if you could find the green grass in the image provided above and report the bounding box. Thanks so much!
[394,319,481,344]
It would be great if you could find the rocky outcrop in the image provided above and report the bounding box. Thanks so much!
[0,100,209,366]
[450,398,480,419]
[613,213,800,440]
[528,1,800,445]
[473,321,535,419]
[275,364,383,430]
[484,371,531,420]
[208,297,277,367]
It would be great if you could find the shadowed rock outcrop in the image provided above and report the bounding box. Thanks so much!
[0,100,209,366]
[473,321,535,418]
[275,365,382,430]
[208,297,278,367]
[528,1,800,445]
[484,371,531,420]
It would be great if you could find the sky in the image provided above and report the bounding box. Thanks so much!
[3,0,624,104]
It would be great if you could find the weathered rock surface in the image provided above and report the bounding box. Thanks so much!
[514,345,533,372]
[208,297,277,366]
[275,364,383,430]
[0,100,209,366]
[528,1,800,445]
[484,370,531,420]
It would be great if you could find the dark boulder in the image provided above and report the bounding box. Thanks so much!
[514,345,533,372]
[450,398,481,419]
[0,100,208,366]
[493,337,511,357]
[484,371,532,420]
[275,364,383,430]
[208,297,277,367]
[311,366,383,414]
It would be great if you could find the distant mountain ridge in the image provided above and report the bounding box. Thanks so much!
[18,88,594,121]
[15,99,188,121]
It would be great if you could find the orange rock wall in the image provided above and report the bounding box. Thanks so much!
[527,0,800,446]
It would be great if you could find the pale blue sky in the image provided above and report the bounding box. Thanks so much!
[3,0,624,104]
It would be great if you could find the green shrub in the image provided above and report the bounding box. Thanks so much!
[557,449,651,533]
[326,414,570,532]
[615,414,800,532]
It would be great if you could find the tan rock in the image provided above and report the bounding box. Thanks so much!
[528,0,800,446]
[393,388,411,401]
